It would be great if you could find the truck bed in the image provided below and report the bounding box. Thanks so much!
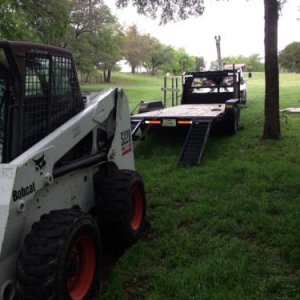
[132,104,226,119]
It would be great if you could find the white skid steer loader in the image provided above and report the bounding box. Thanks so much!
[0,41,147,300]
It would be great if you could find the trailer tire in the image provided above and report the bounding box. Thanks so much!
[241,90,248,106]
[17,209,102,300]
[97,170,147,248]
[226,107,240,135]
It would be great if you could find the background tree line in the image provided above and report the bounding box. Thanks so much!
[0,0,201,81]
[0,0,267,83]
[279,42,300,73]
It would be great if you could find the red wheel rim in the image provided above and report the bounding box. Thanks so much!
[131,186,144,231]
[67,235,96,300]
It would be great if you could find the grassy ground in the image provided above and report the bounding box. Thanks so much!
[85,72,300,299]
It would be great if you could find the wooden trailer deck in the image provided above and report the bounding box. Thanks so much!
[132,104,226,119]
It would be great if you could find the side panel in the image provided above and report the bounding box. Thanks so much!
[108,89,135,171]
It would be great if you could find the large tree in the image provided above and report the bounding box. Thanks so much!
[65,0,118,82]
[123,25,152,73]
[262,0,282,139]
[173,48,196,74]
[144,38,174,75]
[195,56,205,71]
[0,0,69,45]
[68,0,113,40]
[93,23,124,82]
[116,0,205,23]
[116,0,284,140]
[279,42,300,72]
[0,0,30,40]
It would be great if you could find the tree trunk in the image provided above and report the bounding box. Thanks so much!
[103,70,107,82]
[151,65,155,76]
[84,74,90,83]
[106,69,111,83]
[262,0,281,139]
[131,65,136,73]
[103,69,111,83]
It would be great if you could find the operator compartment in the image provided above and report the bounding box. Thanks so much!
[0,41,84,163]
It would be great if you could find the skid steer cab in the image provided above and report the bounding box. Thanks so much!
[0,41,147,300]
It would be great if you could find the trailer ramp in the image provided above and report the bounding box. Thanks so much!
[131,119,143,136]
[180,120,212,165]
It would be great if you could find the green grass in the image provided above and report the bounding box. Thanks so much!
[86,72,300,299]
[81,72,163,108]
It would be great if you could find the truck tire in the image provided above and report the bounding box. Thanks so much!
[97,170,147,248]
[17,209,102,300]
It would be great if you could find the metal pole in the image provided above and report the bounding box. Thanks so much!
[164,76,167,107]
[176,77,179,105]
[215,35,223,70]
[233,64,238,98]
[172,77,174,106]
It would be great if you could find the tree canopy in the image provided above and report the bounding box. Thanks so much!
[144,38,174,75]
[116,0,205,23]
[123,25,152,73]
[279,42,300,73]
[0,0,200,80]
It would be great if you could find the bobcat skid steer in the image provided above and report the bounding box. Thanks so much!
[0,41,147,300]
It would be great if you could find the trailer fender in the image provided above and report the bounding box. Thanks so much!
[138,101,164,114]
[224,99,240,134]
[224,99,240,119]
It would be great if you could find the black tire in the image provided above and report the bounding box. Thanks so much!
[226,107,240,135]
[17,209,102,300]
[241,90,248,106]
[97,170,147,248]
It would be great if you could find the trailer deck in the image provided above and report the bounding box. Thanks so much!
[132,104,226,120]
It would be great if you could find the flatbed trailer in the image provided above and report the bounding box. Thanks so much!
[131,69,245,165]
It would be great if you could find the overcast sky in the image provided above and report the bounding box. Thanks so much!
[104,0,300,65]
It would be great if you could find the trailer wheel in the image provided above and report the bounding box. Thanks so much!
[226,107,240,135]
[97,170,147,248]
[241,90,248,106]
[17,209,102,300]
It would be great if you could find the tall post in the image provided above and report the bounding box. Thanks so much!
[164,76,167,107]
[233,64,238,99]
[175,77,179,105]
[215,35,223,70]
[172,77,175,106]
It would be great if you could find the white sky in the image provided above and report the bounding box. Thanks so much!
[104,0,300,65]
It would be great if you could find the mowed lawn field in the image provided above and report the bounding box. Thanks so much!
[83,72,300,299]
